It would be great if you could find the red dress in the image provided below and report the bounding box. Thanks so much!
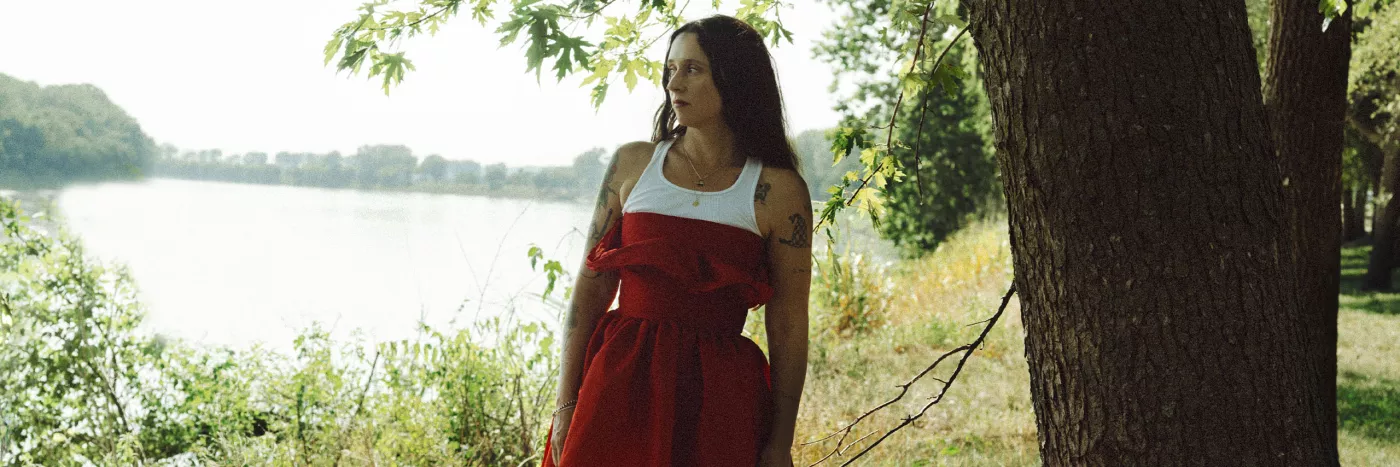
[541,211,774,466]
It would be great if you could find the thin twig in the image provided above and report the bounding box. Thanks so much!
[804,284,1016,466]
[362,4,454,32]
[842,26,971,209]
[912,82,932,205]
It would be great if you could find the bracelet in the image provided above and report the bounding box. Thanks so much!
[552,400,578,417]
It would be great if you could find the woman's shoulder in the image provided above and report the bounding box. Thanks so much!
[613,140,659,172]
[754,165,813,238]
[757,165,810,202]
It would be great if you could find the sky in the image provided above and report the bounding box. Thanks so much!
[0,0,844,167]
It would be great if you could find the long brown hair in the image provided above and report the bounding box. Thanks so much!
[651,15,800,172]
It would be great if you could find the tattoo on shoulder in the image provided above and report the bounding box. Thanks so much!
[754,181,771,205]
[778,213,810,248]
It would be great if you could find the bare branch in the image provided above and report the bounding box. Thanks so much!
[804,284,1016,466]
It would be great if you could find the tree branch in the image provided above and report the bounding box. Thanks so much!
[1348,112,1395,151]
[804,284,1016,466]
[843,26,970,209]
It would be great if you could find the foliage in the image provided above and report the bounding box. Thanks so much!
[0,196,560,465]
[419,154,449,182]
[812,245,892,337]
[0,196,168,464]
[0,73,157,185]
[878,38,998,257]
[323,0,791,103]
[809,0,974,233]
[1350,0,1400,152]
[792,128,866,201]
[321,0,982,244]
[810,222,894,337]
[813,0,998,255]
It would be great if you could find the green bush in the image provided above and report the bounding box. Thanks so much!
[0,196,560,465]
[811,227,894,338]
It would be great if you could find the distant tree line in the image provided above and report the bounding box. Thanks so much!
[153,132,860,203]
[151,144,616,201]
[0,73,157,184]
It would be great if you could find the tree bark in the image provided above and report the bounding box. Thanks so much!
[1364,146,1400,290]
[1262,0,1349,448]
[966,0,1335,463]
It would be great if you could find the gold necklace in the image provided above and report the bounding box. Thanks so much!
[674,139,730,207]
[676,141,725,187]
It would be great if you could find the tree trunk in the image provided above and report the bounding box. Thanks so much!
[1262,0,1349,448]
[1373,175,1383,234]
[1357,184,1371,239]
[1343,184,1367,242]
[1363,147,1400,291]
[966,0,1335,463]
[1341,185,1352,241]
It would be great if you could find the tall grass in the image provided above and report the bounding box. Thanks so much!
[793,217,1036,466]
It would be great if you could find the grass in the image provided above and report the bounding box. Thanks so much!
[785,220,1400,465]
[1338,245,1400,464]
[790,219,1035,466]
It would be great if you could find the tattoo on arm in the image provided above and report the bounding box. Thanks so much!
[778,213,811,248]
[587,209,614,248]
[581,209,617,279]
[754,181,771,205]
[595,156,620,210]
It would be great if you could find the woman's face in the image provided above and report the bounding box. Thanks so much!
[665,32,723,129]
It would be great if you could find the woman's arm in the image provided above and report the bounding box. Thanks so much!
[554,146,635,407]
[761,169,813,455]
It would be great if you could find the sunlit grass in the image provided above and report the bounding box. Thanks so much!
[793,217,1035,466]
[791,223,1400,465]
[1337,245,1400,464]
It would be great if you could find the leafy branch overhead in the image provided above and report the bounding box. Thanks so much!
[324,0,793,102]
[325,0,974,237]
[814,0,970,234]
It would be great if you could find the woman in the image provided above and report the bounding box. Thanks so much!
[542,14,812,467]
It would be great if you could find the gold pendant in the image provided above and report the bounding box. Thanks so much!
[692,198,700,207]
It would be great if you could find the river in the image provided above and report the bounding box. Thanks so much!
[26,178,592,351]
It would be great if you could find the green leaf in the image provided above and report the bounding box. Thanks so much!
[590,82,610,109]
[1318,0,1348,30]
[936,14,967,29]
[581,57,613,86]
[323,35,346,66]
[527,244,542,269]
[542,259,564,300]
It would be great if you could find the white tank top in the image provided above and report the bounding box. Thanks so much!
[623,138,763,237]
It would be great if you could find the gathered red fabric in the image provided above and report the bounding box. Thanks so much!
[541,211,774,467]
